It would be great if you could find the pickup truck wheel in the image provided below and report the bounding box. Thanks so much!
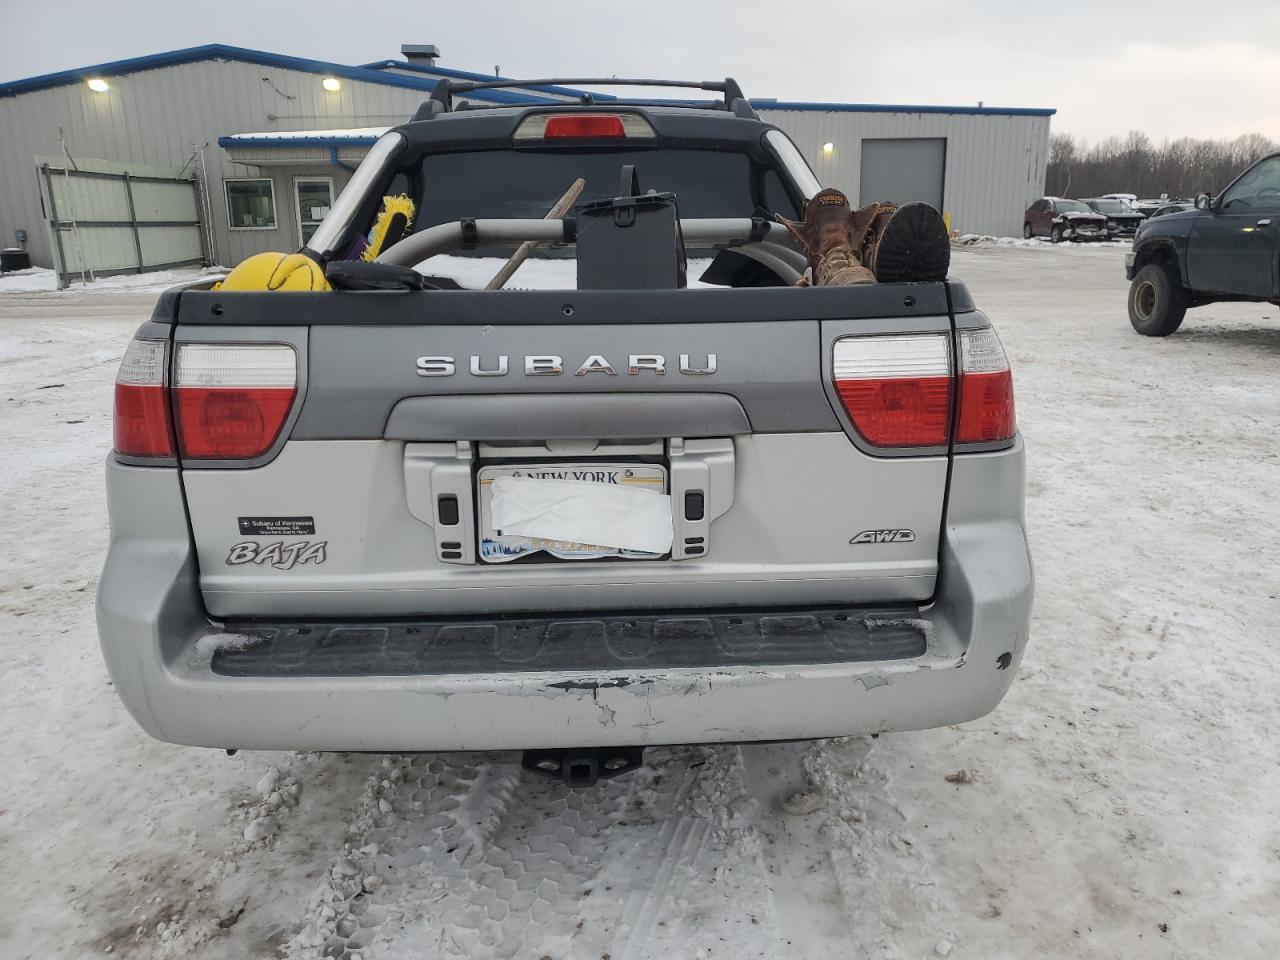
[1023,222,1033,240]
[1128,263,1188,336]
[1050,225,1064,243]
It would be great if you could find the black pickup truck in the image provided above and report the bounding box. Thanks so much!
[1126,151,1280,335]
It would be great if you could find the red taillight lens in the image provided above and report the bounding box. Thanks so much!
[173,344,297,459]
[174,387,296,459]
[956,327,1016,444]
[836,377,952,446]
[833,334,952,447]
[113,339,173,458]
[543,114,627,139]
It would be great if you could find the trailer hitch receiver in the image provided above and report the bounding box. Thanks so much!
[521,747,645,787]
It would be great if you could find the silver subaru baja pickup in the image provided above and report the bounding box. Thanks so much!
[98,77,1032,784]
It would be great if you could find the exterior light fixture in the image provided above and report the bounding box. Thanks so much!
[321,77,341,92]
[87,77,110,93]
[822,142,835,154]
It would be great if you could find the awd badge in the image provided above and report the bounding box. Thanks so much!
[850,529,916,545]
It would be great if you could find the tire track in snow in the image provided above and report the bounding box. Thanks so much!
[601,745,780,959]
[276,744,940,960]
[304,752,530,959]
[288,746,784,959]
[606,755,707,959]
[355,753,524,959]
[280,754,415,959]
[740,740,858,957]
[803,737,959,959]
[282,751,654,959]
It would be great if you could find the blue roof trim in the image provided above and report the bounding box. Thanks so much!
[218,135,381,149]
[753,100,1056,117]
[0,43,561,104]
[0,44,1054,116]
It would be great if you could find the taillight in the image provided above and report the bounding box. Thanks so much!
[173,344,297,459]
[114,339,173,458]
[956,327,1016,444]
[833,334,952,447]
[544,114,625,139]
[514,112,657,141]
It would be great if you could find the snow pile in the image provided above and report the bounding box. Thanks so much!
[0,267,57,292]
[0,264,226,294]
[955,233,1132,250]
[955,234,1045,247]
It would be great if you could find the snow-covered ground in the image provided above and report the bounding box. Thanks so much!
[0,265,225,295]
[1,244,1277,959]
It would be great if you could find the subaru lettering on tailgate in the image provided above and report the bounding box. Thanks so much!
[415,353,718,377]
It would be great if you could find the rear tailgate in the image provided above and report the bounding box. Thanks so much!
[170,283,958,618]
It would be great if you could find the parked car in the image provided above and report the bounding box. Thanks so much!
[96,76,1033,784]
[1136,198,1182,218]
[1126,150,1280,336]
[1147,201,1195,219]
[1024,197,1109,242]
[1082,198,1146,237]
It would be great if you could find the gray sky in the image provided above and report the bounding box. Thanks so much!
[3,0,1277,143]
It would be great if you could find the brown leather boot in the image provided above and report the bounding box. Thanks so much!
[779,189,877,286]
[862,201,951,283]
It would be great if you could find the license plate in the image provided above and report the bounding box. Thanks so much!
[477,462,668,562]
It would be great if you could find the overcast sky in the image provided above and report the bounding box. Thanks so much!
[3,0,1278,143]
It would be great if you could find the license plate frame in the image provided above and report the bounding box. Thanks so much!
[476,461,669,563]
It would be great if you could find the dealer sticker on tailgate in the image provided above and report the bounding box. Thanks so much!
[477,463,668,562]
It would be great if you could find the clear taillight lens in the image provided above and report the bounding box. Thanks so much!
[173,344,297,459]
[956,327,1016,444]
[113,338,173,458]
[832,334,952,447]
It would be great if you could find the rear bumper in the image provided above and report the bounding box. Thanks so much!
[97,454,1033,751]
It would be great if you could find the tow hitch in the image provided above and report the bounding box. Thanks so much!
[521,747,645,787]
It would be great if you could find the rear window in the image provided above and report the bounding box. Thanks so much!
[1090,200,1132,215]
[414,148,798,228]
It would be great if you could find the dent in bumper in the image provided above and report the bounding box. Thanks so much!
[97,458,1033,751]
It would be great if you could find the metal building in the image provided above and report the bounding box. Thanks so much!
[759,104,1053,240]
[0,44,1053,280]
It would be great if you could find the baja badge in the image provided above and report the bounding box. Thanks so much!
[226,541,327,570]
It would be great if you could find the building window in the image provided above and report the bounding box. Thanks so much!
[224,179,277,230]
[293,177,335,246]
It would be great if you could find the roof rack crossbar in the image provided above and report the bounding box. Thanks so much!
[445,77,727,93]
[413,76,757,119]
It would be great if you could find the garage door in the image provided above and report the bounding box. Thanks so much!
[37,156,207,289]
[859,138,946,210]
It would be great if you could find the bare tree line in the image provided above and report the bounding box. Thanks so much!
[1045,131,1276,200]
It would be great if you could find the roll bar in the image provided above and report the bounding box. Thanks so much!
[376,217,807,280]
